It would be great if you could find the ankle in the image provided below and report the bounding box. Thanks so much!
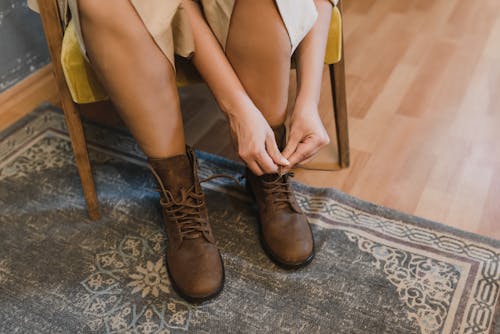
[146,146,186,161]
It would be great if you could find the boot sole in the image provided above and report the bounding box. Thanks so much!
[245,180,315,270]
[165,253,225,304]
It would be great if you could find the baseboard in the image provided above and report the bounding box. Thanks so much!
[0,64,60,132]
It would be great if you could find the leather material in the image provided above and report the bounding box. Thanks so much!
[246,125,314,267]
[148,147,224,301]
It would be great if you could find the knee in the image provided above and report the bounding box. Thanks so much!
[228,8,291,62]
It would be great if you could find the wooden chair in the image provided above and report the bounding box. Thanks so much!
[36,0,350,221]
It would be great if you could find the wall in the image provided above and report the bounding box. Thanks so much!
[0,0,49,93]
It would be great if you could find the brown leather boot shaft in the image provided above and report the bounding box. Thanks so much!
[246,125,314,268]
[148,148,198,200]
[148,146,224,302]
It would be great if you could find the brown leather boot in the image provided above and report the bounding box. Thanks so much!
[246,125,315,269]
[148,146,224,302]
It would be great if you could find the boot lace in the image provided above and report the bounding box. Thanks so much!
[261,172,295,210]
[149,167,240,240]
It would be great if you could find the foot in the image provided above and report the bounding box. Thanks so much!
[149,146,224,302]
[246,125,314,268]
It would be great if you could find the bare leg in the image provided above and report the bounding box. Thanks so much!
[78,0,185,158]
[281,0,333,169]
[182,0,290,175]
[225,0,292,128]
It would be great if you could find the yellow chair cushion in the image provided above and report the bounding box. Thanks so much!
[61,9,343,104]
[61,21,108,104]
[325,6,342,65]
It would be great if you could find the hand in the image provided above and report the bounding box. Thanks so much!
[227,103,290,175]
[281,100,329,172]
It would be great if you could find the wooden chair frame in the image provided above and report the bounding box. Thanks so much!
[37,0,349,221]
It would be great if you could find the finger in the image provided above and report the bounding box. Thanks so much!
[280,149,317,174]
[247,160,264,176]
[281,132,301,159]
[287,139,321,167]
[255,151,279,174]
[265,135,290,167]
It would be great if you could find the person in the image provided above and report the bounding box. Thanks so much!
[29,0,334,303]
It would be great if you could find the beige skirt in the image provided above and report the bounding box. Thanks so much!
[29,0,333,68]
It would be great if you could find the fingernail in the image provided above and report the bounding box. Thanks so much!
[281,158,290,165]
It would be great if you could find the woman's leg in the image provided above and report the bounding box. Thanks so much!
[181,0,290,175]
[281,0,332,169]
[77,0,185,158]
[181,0,316,267]
[225,0,292,128]
[77,0,224,302]
[225,0,316,268]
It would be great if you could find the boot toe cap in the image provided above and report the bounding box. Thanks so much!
[262,215,314,267]
[167,245,224,301]
[175,273,223,299]
[266,235,314,265]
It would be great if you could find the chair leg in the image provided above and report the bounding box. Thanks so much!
[37,0,100,220]
[329,60,350,168]
[63,101,101,221]
[330,0,350,169]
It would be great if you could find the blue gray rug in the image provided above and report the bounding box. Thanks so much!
[1,107,499,334]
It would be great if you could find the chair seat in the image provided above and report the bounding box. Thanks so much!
[61,6,342,104]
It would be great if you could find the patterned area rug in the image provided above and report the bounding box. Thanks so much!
[1,107,499,334]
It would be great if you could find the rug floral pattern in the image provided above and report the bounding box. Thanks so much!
[0,108,499,334]
[75,229,201,333]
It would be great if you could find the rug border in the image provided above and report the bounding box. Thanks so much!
[195,150,500,249]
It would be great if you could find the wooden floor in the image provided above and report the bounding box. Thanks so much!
[1,0,499,239]
[0,65,58,130]
[315,0,500,239]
